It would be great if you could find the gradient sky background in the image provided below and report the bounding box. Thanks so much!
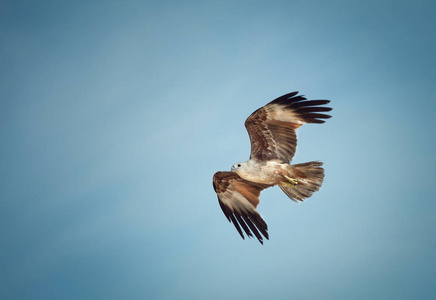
[1,0,435,299]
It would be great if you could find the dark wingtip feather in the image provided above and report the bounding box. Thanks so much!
[303,113,332,119]
[284,98,333,124]
[248,213,269,240]
[291,100,330,108]
[270,91,299,104]
[229,214,245,240]
[244,217,263,242]
[235,214,253,238]
[269,93,332,119]
[306,119,326,124]
[298,107,332,113]
[218,200,231,222]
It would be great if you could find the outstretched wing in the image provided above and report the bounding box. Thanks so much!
[213,171,272,244]
[245,91,332,163]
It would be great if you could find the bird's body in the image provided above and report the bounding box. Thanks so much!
[213,91,332,244]
[232,159,285,185]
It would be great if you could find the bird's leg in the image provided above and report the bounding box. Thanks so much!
[284,175,298,187]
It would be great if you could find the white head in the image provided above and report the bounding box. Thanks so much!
[231,162,245,172]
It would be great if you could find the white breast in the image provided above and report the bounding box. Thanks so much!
[236,159,283,185]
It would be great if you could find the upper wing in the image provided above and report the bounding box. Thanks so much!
[213,171,272,244]
[245,91,332,163]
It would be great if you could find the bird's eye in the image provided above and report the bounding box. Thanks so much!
[237,164,241,167]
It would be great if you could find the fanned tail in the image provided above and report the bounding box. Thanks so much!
[278,161,325,202]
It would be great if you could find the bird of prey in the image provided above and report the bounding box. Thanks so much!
[212,91,332,244]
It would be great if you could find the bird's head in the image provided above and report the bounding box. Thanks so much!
[231,162,244,172]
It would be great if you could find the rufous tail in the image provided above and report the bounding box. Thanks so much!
[278,161,325,202]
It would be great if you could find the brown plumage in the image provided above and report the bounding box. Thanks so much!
[245,91,331,163]
[213,91,332,244]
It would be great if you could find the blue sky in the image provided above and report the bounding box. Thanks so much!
[1,0,435,299]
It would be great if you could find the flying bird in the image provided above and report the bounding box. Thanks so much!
[212,91,332,244]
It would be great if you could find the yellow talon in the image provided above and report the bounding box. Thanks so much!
[284,175,298,187]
